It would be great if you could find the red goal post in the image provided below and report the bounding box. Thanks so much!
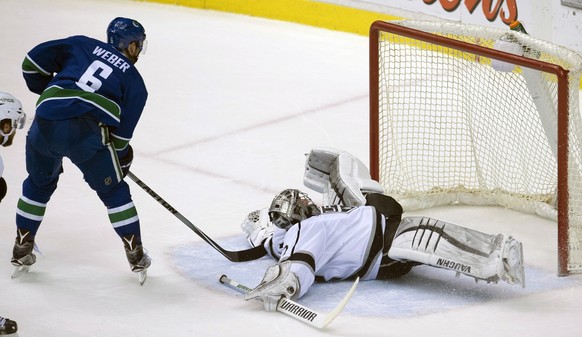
[369,20,582,276]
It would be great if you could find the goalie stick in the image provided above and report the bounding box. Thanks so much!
[127,171,267,262]
[219,274,359,329]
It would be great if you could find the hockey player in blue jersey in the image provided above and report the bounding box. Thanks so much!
[241,148,525,311]
[12,17,150,284]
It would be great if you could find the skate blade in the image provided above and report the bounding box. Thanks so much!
[506,242,525,288]
[516,242,525,288]
[11,265,30,279]
[138,270,147,286]
[502,241,525,288]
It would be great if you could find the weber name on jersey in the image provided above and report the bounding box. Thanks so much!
[21,35,148,151]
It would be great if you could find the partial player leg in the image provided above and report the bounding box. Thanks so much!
[98,181,151,282]
[122,234,151,286]
[73,123,150,283]
[11,228,37,278]
[388,217,525,287]
[122,234,150,271]
[13,124,63,277]
[366,193,419,279]
[0,316,18,335]
[11,229,36,266]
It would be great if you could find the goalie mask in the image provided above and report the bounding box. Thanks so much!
[268,189,320,229]
[0,92,26,147]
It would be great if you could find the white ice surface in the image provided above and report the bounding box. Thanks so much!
[1,0,581,336]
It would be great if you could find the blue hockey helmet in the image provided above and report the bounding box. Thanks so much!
[107,17,146,51]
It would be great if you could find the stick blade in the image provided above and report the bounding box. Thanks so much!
[320,277,359,328]
[220,274,359,329]
[276,277,359,329]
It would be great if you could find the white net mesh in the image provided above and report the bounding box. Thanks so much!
[373,20,582,273]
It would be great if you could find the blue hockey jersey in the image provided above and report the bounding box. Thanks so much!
[21,35,148,152]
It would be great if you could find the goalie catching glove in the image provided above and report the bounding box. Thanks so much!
[244,261,301,312]
[303,147,384,206]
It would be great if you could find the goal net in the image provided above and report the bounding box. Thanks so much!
[369,20,582,275]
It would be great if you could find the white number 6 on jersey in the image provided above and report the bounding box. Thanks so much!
[76,60,113,93]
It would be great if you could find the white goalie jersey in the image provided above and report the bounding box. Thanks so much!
[241,147,525,302]
[270,206,384,298]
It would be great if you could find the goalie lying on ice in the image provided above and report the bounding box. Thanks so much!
[241,147,525,311]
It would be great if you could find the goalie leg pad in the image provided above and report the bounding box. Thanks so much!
[244,261,301,312]
[388,217,525,286]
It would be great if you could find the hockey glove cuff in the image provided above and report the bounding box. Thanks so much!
[118,145,133,178]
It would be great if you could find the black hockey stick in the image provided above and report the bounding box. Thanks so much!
[127,171,267,262]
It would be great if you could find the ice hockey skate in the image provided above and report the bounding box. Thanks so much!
[498,236,525,288]
[11,229,36,279]
[0,316,17,335]
[122,235,151,285]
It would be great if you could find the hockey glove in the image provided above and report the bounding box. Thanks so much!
[240,208,275,247]
[244,261,300,312]
[118,145,133,178]
[303,147,384,207]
